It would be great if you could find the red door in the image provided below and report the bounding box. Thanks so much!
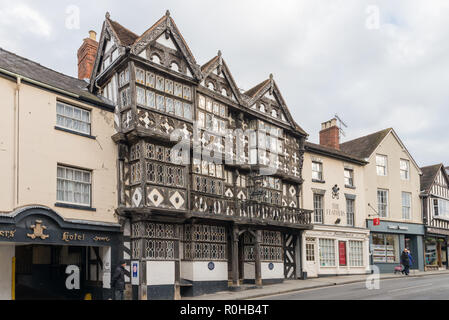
[339,241,347,266]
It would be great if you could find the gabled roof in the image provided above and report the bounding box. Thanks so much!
[340,128,422,174]
[130,11,201,80]
[244,79,271,99]
[242,75,307,136]
[420,164,448,193]
[107,17,139,46]
[340,128,392,159]
[0,47,111,108]
[200,51,243,104]
[305,142,368,165]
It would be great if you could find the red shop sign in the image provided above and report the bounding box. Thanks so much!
[339,241,347,266]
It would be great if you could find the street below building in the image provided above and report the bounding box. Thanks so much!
[256,274,449,300]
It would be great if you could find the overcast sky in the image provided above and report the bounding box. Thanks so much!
[1,0,448,167]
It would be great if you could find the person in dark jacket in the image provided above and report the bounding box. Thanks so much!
[400,249,410,276]
[407,249,414,268]
[111,260,126,300]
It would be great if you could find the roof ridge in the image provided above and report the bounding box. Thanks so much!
[340,127,392,146]
[0,47,87,88]
[107,17,139,39]
[420,163,443,169]
[244,78,270,98]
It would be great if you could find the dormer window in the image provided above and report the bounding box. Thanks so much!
[259,104,265,113]
[271,109,278,118]
[207,82,215,91]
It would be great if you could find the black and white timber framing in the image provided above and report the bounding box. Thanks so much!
[89,11,313,299]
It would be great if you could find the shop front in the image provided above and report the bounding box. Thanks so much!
[302,226,371,278]
[368,220,425,273]
[0,206,121,300]
[424,227,449,271]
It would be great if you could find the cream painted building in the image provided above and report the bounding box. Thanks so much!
[0,47,121,300]
[341,128,425,273]
[301,120,370,278]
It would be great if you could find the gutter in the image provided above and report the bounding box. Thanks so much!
[0,67,79,98]
[0,67,115,112]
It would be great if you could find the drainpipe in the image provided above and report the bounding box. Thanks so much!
[13,76,21,208]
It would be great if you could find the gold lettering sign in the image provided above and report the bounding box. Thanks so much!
[93,236,110,242]
[0,230,16,239]
[62,232,85,242]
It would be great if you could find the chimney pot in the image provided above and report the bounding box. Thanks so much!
[89,30,97,41]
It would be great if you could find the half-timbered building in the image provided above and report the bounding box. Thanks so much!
[88,11,312,299]
[420,164,449,270]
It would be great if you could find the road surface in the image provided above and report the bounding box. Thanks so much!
[256,274,449,300]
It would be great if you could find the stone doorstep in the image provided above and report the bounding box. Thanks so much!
[182,270,449,300]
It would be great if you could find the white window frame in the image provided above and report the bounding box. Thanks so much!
[348,241,364,267]
[313,194,324,224]
[377,189,389,218]
[400,159,410,180]
[402,192,412,220]
[344,169,354,187]
[56,102,92,136]
[312,161,323,181]
[346,198,355,226]
[376,154,388,176]
[57,165,92,207]
[319,239,336,267]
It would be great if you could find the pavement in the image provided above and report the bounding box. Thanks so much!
[182,269,449,300]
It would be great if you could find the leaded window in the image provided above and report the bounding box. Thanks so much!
[183,225,227,261]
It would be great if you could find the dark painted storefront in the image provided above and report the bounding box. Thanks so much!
[367,220,425,273]
[424,227,449,270]
[0,206,121,300]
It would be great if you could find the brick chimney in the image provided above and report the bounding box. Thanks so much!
[77,30,99,81]
[320,118,340,150]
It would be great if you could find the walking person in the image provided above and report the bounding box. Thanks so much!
[111,260,126,300]
[407,249,414,270]
[400,249,410,276]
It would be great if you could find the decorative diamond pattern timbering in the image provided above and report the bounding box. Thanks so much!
[146,186,186,210]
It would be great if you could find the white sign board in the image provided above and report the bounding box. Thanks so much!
[131,261,139,286]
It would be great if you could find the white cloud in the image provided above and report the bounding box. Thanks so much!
[0,0,448,166]
[0,4,52,39]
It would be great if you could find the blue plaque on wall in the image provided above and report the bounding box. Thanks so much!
[208,262,215,271]
[268,263,274,271]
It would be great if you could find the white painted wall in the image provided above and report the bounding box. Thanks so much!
[0,245,14,300]
[101,247,111,289]
[146,261,175,286]
[181,261,228,282]
[244,262,284,281]
[261,262,284,280]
